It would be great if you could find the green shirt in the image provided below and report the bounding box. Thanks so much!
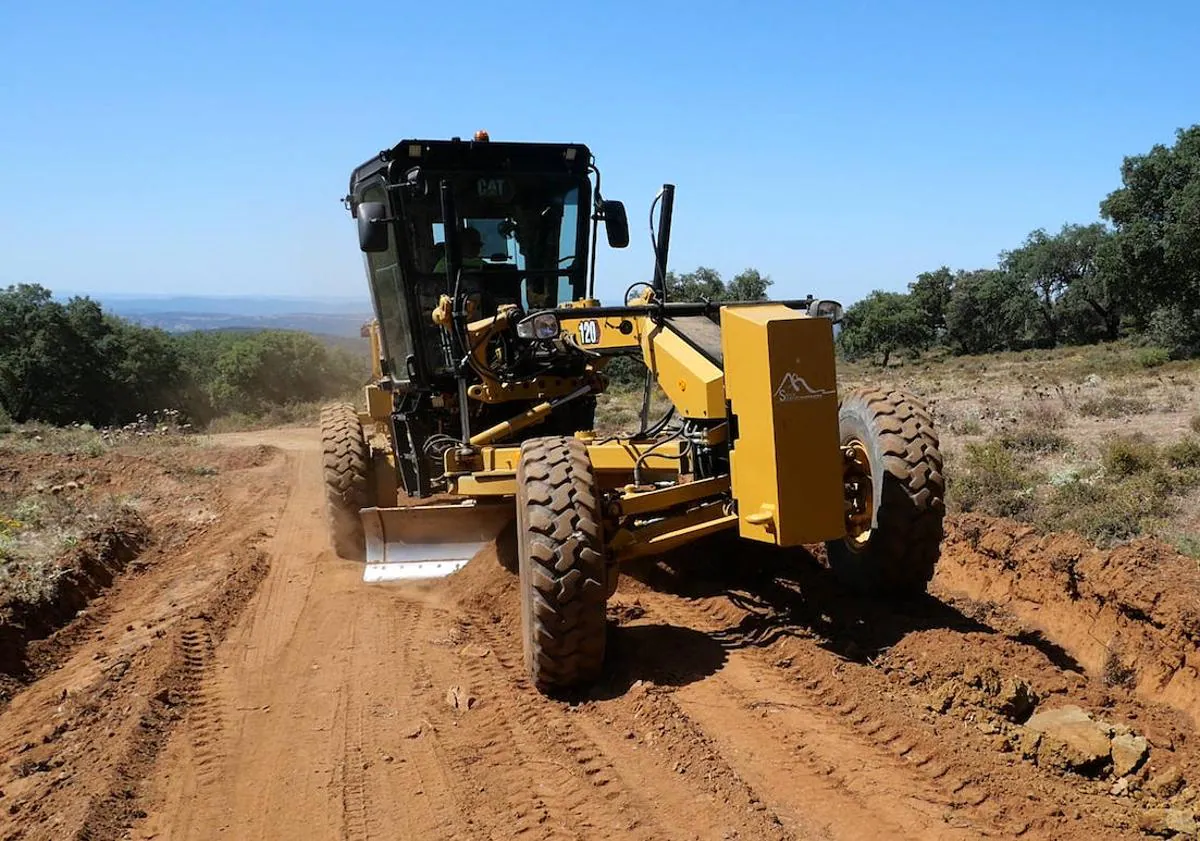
[434,256,484,273]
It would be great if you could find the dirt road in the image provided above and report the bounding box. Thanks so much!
[3,430,1199,841]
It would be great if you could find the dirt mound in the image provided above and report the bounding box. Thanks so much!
[443,524,521,635]
[211,442,278,471]
[936,514,1200,727]
[0,514,149,700]
[0,437,288,841]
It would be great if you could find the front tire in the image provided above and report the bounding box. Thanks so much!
[516,436,608,693]
[320,402,370,560]
[824,388,945,595]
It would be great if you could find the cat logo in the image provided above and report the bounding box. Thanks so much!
[476,178,510,199]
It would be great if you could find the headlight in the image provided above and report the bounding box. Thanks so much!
[516,312,560,340]
[808,299,844,323]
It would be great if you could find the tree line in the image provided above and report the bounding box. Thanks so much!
[838,125,1200,365]
[0,284,367,428]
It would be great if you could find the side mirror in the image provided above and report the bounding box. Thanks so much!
[601,200,629,248]
[357,201,389,253]
[807,299,845,324]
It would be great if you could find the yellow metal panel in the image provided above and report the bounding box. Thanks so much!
[364,384,392,420]
[615,476,730,517]
[721,305,845,546]
[365,320,384,381]
[610,503,739,562]
[641,326,725,419]
[451,473,518,496]
[475,442,683,474]
[558,313,646,351]
[481,448,520,472]
[585,440,685,473]
[452,440,686,499]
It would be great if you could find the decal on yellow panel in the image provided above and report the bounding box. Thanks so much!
[721,305,845,547]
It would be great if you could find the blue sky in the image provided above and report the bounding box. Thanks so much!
[1,0,1198,309]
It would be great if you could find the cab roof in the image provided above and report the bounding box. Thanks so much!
[348,137,593,196]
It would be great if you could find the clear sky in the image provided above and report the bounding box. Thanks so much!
[2,0,1198,309]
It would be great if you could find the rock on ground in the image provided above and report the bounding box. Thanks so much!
[1111,732,1150,777]
[1024,705,1112,775]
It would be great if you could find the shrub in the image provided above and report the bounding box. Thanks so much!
[1000,426,1070,455]
[0,404,11,434]
[1039,474,1175,547]
[949,439,1041,519]
[1077,395,1151,418]
[1165,437,1200,470]
[1101,435,1160,477]
[1175,534,1200,559]
[956,418,984,436]
[1191,414,1200,435]
[1022,402,1066,431]
[1135,347,1171,368]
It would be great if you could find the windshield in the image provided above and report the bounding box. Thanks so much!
[401,172,587,308]
[385,170,590,379]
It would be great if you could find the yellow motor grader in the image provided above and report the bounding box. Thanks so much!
[324,131,945,693]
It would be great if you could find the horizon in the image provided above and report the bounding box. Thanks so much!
[3,2,1199,308]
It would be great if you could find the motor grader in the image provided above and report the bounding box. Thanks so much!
[324,131,945,694]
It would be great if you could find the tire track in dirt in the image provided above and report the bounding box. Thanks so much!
[336,599,470,841]
[643,597,995,840]
[456,605,796,841]
[609,547,1176,840]
[337,645,377,841]
[70,547,270,841]
[450,612,668,840]
[177,623,228,788]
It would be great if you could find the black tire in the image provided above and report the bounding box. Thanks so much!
[824,387,945,595]
[320,402,371,560]
[516,436,608,693]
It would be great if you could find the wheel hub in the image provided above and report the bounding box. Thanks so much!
[842,440,874,552]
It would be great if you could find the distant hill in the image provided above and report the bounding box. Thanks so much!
[175,325,371,357]
[93,294,371,317]
[118,311,373,339]
[90,295,375,340]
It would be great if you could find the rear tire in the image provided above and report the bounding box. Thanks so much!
[824,388,945,596]
[516,436,608,693]
[320,402,370,560]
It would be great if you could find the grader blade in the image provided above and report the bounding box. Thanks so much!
[360,502,514,583]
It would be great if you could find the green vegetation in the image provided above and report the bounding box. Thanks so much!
[838,125,1200,365]
[998,426,1069,455]
[1135,347,1170,368]
[950,424,1200,549]
[1100,434,1160,477]
[0,486,139,607]
[950,439,1042,519]
[0,284,366,430]
[663,266,772,303]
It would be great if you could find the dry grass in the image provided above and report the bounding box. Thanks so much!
[0,491,141,607]
[204,401,329,433]
[839,341,1200,552]
[594,383,672,436]
[0,424,110,457]
[0,422,180,608]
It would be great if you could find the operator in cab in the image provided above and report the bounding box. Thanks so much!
[435,226,485,273]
